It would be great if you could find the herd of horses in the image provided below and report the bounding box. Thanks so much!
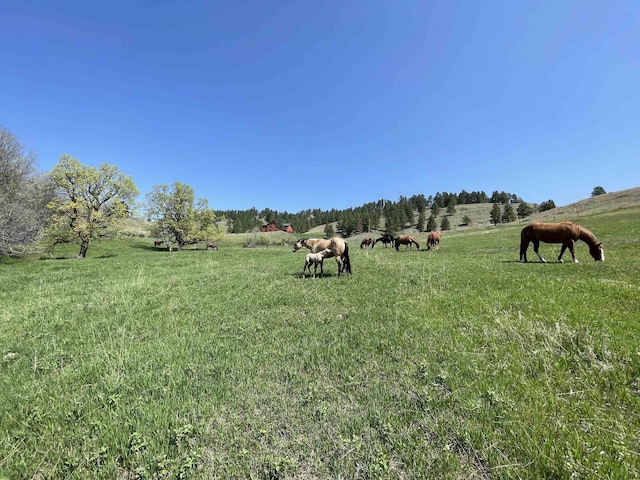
[153,221,605,279]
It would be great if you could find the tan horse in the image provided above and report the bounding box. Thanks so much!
[427,231,441,250]
[293,237,352,275]
[520,222,604,263]
[395,235,420,251]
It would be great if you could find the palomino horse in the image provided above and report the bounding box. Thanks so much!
[427,231,441,250]
[395,235,420,251]
[302,248,333,278]
[520,222,604,263]
[293,237,352,275]
[360,238,374,249]
[375,234,394,248]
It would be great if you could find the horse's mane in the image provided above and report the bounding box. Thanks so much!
[577,226,599,246]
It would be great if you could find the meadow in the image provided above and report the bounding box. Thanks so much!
[1,207,639,479]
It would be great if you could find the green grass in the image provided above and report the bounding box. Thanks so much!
[1,208,640,479]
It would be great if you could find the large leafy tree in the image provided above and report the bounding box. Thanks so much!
[591,186,606,197]
[46,155,138,258]
[0,127,53,256]
[146,182,222,249]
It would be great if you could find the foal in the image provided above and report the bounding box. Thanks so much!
[302,248,333,278]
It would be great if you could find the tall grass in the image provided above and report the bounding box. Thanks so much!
[1,208,639,479]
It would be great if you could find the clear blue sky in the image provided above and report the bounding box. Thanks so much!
[2,0,638,212]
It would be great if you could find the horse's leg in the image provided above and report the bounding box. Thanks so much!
[519,239,529,262]
[533,240,546,263]
[335,256,344,276]
[559,241,577,263]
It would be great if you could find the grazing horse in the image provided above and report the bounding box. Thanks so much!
[395,235,420,251]
[360,238,374,249]
[154,240,164,248]
[374,234,395,248]
[293,237,352,275]
[520,222,605,263]
[427,231,441,250]
[206,242,218,250]
[302,248,333,278]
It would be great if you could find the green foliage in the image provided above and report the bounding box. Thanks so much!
[501,203,516,223]
[46,155,138,257]
[324,222,335,238]
[461,215,472,226]
[426,214,438,232]
[592,186,606,197]
[517,201,534,218]
[440,216,450,230]
[417,210,426,231]
[146,182,222,249]
[490,203,502,225]
[539,199,557,212]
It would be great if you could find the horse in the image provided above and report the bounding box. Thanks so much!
[154,240,164,248]
[395,235,420,251]
[206,242,218,250]
[520,222,605,263]
[302,248,333,278]
[360,238,374,249]
[293,237,352,275]
[427,231,441,250]
[374,234,394,248]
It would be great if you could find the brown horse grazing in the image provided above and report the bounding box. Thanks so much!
[206,242,218,250]
[375,234,394,248]
[520,222,605,263]
[154,240,164,247]
[293,237,352,275]
[395,235,420,251]
[360,238,374,249]
[427,231,441,250]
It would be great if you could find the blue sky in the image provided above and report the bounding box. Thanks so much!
[2,0,638,212]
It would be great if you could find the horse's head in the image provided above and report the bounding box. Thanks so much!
[590,242,605,261]
[292,238,304,252]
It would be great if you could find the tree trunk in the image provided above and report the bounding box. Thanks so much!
[78,239,89,258]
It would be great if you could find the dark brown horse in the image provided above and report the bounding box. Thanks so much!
[206,242,218,250]
[520,222,604,263]
[375,234,394,248]
[293,237,352,275]
[427,231,441,250]
[360,238,374,249]
[154,240,164,248]
[395,235,420,251]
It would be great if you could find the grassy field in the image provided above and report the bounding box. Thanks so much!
[1,206,639,479]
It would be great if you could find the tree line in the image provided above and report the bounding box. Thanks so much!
[7,125,606,258]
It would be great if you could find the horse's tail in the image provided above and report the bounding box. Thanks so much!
[519,226,530,261]
[342,242,352,275]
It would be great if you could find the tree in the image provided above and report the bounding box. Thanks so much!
[426,214,437,232]
[417,209,426,232]
[539,199,556,212]
[461,215,472,226]
[517,202,533,219]
[440,216,450,230]
[146,182,221,250]
[490,203,502,225]
[0,127,54,256]
[47,155,138,258]
[501,203,516,223]
[591,186,606,197]
[446,196,457,215]
[324,222,335,238]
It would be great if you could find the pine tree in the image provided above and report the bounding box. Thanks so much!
[517,202,533,218]
[324,223,335,238]
[417,210,426,231]
[501,203,516,223]
[426,214,437,232]
[490,203,502,225]
[440,216,450,230]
